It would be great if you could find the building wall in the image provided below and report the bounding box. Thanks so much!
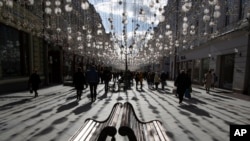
[177,29,248,93]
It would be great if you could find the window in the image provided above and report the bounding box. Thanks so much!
[0,24,29,78]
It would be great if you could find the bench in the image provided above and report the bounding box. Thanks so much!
[69,103,123,141]
[119,102,170,141]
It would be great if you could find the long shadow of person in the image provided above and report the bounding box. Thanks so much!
[72,102,92,115]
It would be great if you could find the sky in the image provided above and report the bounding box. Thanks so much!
[88,0,168,46]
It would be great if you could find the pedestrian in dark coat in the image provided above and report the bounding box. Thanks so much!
[160,71,167,90]
[73,67,85,100]
[86,65,99,102]
[174,70,189,104]
[29,69,41,98]
[103,67,112,92]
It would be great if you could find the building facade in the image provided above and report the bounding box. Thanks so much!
[154,0,250,94]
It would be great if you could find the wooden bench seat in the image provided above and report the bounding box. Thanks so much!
[118,102,170,141]
[69,103,123,141]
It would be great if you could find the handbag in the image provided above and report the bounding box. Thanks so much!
[185,89,191,98]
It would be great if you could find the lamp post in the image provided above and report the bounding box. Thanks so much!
[122,45,132,90]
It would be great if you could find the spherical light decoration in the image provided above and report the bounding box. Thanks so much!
[208,0,217,5]
[213,11,221,18]
[166,24,170,29]
[182,22,188,29]
[55,0,61,6]
[183,17,188,22]
[77,36,82,41]
[97,29,102,35]
[87,34,92,39]
[209,21,215,26]
[182,30,187,35]
[56,28,61,32]
[66,0,72,2]
[215,5,220,10]
[45,7,52,14]
[65,4,73,12]
[54,8,62,15]
[45,1,51,6]
[190,30,195,35]
[204,8,210,14]
[203,15,210,22]
[82,25,86,30]
[97,23,102,28]
[159,15,165,22]
[67,27,72,33]
[6,0,13,8]
[28,0,34,5]
[182,5,189,12]
[68,35,72,40]
[81,2,89,10]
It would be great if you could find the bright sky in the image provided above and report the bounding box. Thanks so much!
[88,0,168,44]
[87,0,168,69]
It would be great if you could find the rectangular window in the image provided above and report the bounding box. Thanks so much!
[238,0,245,20]
[225,0,230,26]
[0,24,29,78]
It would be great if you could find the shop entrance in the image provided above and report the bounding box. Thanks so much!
[220,54,235,90]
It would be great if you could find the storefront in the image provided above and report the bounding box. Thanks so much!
[0,23,46,93]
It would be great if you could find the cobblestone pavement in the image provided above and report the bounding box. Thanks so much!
[0,81,249,141]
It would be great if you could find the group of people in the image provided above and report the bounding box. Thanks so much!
[73,65,102,102]
[28,66,218,104]
[174,69,218,104]
[134,71,168,90]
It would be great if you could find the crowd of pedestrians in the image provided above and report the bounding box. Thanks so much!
[61,65,220,105]
[28,63,220,105]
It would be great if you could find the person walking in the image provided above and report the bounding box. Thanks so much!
[29,69,41,98]
[73,67,85,100]
[103,67,112,92]
[138,72,144,90]
[174,70,189,104]
[154,72,160,90]
[160,71,167,90]
[204,69,213,93]
[86,65,99,102]
[135,72,139,89]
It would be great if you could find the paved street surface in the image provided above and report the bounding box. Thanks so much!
[0,81,249,141]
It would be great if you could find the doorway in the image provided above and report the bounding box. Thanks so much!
[220,54,235,89]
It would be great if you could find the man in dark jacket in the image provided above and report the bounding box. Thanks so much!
[174,70,189,104]
[160,71,167,90]
[103,67,112,92]
[86,65,99,102]
[29,69,41,98]
[73,67,85,100]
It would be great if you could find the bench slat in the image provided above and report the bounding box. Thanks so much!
[146,123,155,141]
[69,103,123,141]
[155,121,171,141]
[75,121,98,141]
[119,102,170,141]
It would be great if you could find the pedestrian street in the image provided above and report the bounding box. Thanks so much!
[0,81,249,141]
